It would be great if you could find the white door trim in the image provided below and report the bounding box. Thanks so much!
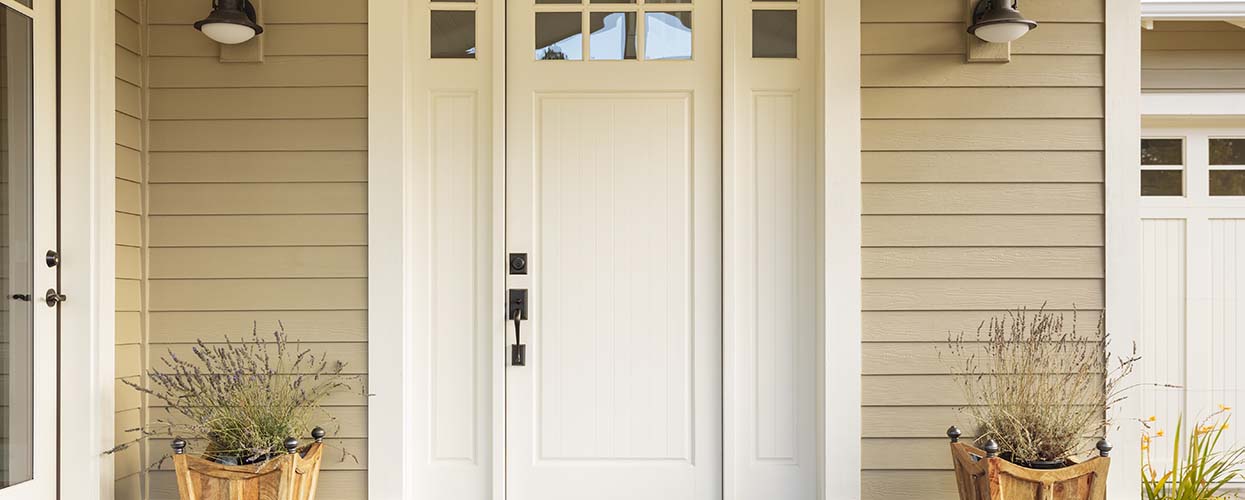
[367,0,865,497]
[821,0,862,497]
[58,1,118,499]
[1144,93,1245,117]
[1105,0,1144,498]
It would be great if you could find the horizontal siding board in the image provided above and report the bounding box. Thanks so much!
[115,408,142,446]
[116,0,141,21]
[117,245,142,279]
[863,310,1100,343]
[117,179,142,215]
[149,311,366,343]
[116,279,142,312]
[1142,69,1245,91]
[117,112,142,150]
[864,375,968,406]
[863,23,1102,56]
[863,215,1104,247]
[116,12,141,54]
[1143,50,1245,70]
[149,151,367,183]
[148,56,367,88]
[117,145,143,182]
[149,0,367,24]
[863,183,1103,215]
[863,406,972,438]
[863,151,1104,183]
[117,46,142,86]
[147,215,366,247]
[149,24,367,57]
[862,278,1103,310]
[862,0,1103,22]
[1142,30,1245,50]
[862,119,1103,152]
[116,344,143,378]
[149,88,367,120]
[149,247,367,278]
[117,80,142,118]
[117,213,142,247]
[864,342,1101,375]
[117,311,143,345]
[863,247,1104,278]
[863,88,1103,119]
[149,119,367,152]
[863,55,1104,87]
[148,183,366,215]
[151,342,367,374]
[863,471,958,500]
[147,278,367,311]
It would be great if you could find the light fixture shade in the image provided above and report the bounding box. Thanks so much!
[968,0,1037,44]
[194,0,264,45]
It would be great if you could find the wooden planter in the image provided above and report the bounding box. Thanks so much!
[170,430,326,500]
[947,427,1112,500]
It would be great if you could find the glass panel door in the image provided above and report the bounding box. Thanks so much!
[0,0,55,496]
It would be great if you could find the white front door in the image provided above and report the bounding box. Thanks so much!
[504,0,722,497]
[0,0,57,498]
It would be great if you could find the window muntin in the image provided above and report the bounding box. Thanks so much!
[1141,138,1185,197]
[534,0,692,61]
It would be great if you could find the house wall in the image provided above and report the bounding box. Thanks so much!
[859,1,1105,498]
[1142,21,1245,92]
[141,1,368,498]
[114,0,147,498]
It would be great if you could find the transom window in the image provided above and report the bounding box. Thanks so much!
[534,0,692,61]
[1141,131,1245,204]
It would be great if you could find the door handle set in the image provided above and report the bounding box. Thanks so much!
[10,250,64,306]
[509,289,528,366]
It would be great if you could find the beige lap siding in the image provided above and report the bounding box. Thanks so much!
[115,0,147,498]
[143,1,368,498]
[861,1,1105,499]
[1142,21,1245,93]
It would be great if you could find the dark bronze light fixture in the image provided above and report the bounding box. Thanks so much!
[194,0,264,45]
[968,0,1037,44]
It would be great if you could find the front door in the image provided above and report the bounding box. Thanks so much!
[0,0,57,498]
[504,0,722,497]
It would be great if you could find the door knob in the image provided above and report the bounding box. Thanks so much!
[44,289,66,307]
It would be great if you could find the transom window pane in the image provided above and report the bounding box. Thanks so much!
[645,12,692,60]
[1210,138,1245,166]
[536,12,584,60]
[1142,170,1184,197]
[753,10,797,58]
[589,12,637,60]
[430,11,477,59]
[1210,170,1245,197]
[1142,138,1183,166]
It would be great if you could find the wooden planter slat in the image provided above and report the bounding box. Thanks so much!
[172,442,325,500]
[950,442,1110,500]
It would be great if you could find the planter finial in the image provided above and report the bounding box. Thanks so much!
[312,427,326,443]
[946,426,962,443]
[172,437,187,455]
[1096,439,1113,457]
[284,437,300,455]
[983,439,1000,458]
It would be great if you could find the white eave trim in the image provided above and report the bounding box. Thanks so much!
[1143,92,1245,116]
[1142,0,1245,21]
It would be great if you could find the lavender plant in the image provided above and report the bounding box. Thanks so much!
[121,324,362,465]
[943,307,1139,466]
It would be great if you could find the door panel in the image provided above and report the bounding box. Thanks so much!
[0,0,56,497]
[505,0,721,496]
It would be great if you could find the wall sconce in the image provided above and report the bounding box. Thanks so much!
[968,0,1037,44]
[194,0,265,45]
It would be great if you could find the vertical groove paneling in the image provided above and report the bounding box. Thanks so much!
[753,93,800,461]
[1140,219,1186,468]
[430,93,478,462]
[1211,220,1244,447]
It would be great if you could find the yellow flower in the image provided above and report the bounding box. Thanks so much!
[1156,429,1165,437]
[1222,423,1231,431]
[1220,404,1233,411]
[1149,416,1158,422]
